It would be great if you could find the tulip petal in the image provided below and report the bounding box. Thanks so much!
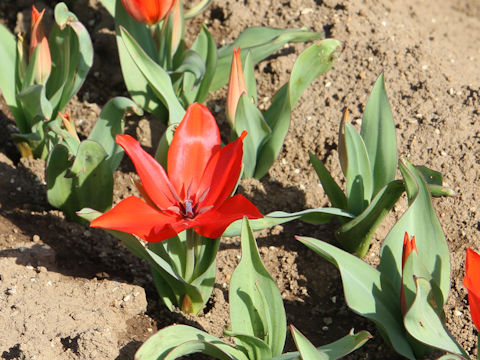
[193,194,262,238]
[116,134,178,210]
[464,248,480,329]
[168,103,221,197]
[197,132,246,208]
[90,196,189,242]
[121,0,175,24]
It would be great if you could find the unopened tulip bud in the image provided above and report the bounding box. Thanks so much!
[120,0,176,25]
[464,248,480,331]
[30,6,52,84]
[59,111,80,142]
[400,232,417,314]
[226,47,247,125]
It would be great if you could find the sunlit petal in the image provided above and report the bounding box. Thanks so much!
[168,103,221,197]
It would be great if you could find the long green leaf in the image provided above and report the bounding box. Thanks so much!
[135,324,248,360]
[336,180,404,257]
[120,26,185,124]
[309,152,347,210]
[404,278,469,358]
[378,159,451,305]
[289,39,341,108]
[296,236,415,359]
[88,97,143,171]
[234,94,271,178]
[211,27,324,92]
[230,218,286,356]
[223,208,354,237]
[343,122,373,215]
[360,73,397,195]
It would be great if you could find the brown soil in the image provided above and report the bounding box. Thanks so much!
[1,0,480,359]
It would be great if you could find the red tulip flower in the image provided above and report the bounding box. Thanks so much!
[464,248,480,330]
[30,5,52,84]
[120,0,176,25]
[400,232,417,314]
[91,103,262,242]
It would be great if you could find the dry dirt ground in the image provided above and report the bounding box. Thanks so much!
[1,0,480,359]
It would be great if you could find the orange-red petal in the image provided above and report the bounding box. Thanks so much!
[116,134,177,210]
[167,103,221,198]
[90,196,188,242]
[196,132,246,209]
[120,0,175,25]
[464,248,480,330]
[193,194,262,238]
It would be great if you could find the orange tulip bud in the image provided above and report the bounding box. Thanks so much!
[59,111,80,142]
[120,0,176,25]
[30,6,52,84]
[400,232,417,314]
[464,248,480,330]
[226,47,247,126]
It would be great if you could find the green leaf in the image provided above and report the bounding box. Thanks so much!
[173,49,206,87]
[291,325,326,360]
[46,144,76,213]
[88,97,143,171]
[404,277,469,358]
[343,122,373,215]
[309,152,347,210]
[182,24,217,104]
[416,165,443,186]
[0,23,23,128]
[184,0,213,18]
[378,159,451,305]
[114,0,165,119]
[243,51,258,104]
[211,27,324,92]
[98,0,115,17]
[16,84,53,123]
[164,341,238,360]
[230,218,286,356]
[289,39,341,108]
[69,140,114,217]
[296,236,415,359]
[120,26,185,124]
[254,84,290,179]
[48,4,93,113]
[223,208,354,237]
[135,324,248,360]
[234,94,271,178]
[360,73,397,195]
[336,180,404,257]
[223,330,272,360]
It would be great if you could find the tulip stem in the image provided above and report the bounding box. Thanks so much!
[185,229,197,282]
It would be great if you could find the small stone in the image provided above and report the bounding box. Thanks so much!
[6,286,17,295]
[322,326,329,331]
[32,234,40,242]
[331,296,337,304]
[454,310,463,317]
[123,295,131,302]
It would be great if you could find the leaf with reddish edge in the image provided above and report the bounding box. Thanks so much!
[167,103,220,197]
[116,134,178,209]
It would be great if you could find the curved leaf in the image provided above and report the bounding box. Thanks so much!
[296,236,415,359]
[360,73,397,195]
[378,159,451,305]
[230,218,286,356]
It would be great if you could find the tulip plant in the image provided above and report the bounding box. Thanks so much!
[297,159,469,359]
[80,103,263,314]
[309,74,454,257]
[46,97,142,222]
[98,0,328,128]
[0,3,93,158]
[135,218,372,359]
[227,40,341,179]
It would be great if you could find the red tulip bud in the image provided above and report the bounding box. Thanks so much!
[400,232,417,314]
[226,47,247,126]
[120,0,176,25]
[30,6,52,84]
